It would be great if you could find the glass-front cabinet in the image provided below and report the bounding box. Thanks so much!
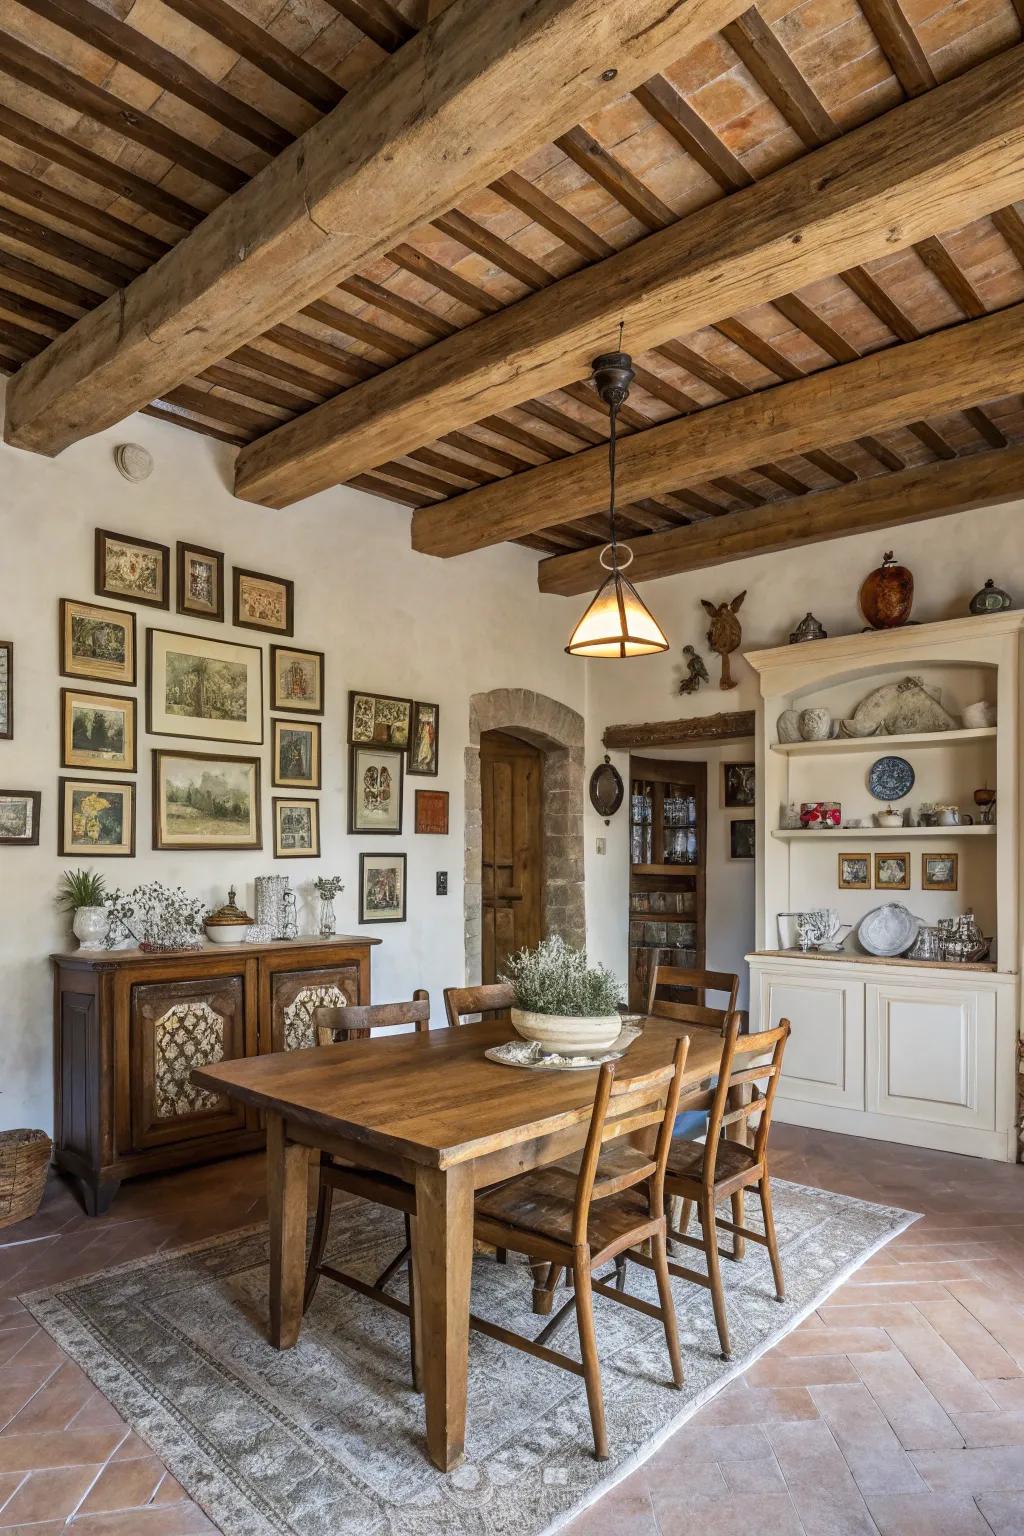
[628,757,707,1011]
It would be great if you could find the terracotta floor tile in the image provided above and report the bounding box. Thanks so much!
[867,1491,994,1534]
[111,1431,154,1461]
[0,1429,125,1473]
[3,1362,98,1434]
[954,1410,1024,1448]
[150,1472,188,1505]
[947,1282,1024,1368]
[689,1384,818,1426]
[817,1304,925,1330]
[809,1382,905,1458]
[652,1490,805,1536]
[0,1464,100,1525]
[0,1522,66,1535]
[65,1508,220,1534]
[831,1282,952,1305]
[78,1457,169,1514]
[910,1445,1024,1493]
[776,1328,892,1357]
[565,1474,660,1535]
[976,1490,1024,1535]
[985,1380,1024,1410]
[914,1299,1023,1382]
[745,1354,860,1387]
[0,1471,24,1511]
[883,1319,1000,1416]
[852,1348,964,1450]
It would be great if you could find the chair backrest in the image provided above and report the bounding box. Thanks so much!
[646,965,739,1033]
[685,1012,790,1187]
[314,989,430,1045]
[443,982,514,1029]
[572,1036,689,1247]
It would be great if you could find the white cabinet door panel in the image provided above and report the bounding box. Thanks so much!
[759,971,864,1110]
[866,983,997,1131]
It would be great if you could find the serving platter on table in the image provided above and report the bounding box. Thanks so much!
[486,1021,642,1071]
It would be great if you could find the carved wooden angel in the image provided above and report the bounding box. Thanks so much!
[701,591,746,690]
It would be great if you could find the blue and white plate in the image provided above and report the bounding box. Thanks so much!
[868,755,915,801]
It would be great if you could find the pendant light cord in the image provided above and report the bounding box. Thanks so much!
[607,397,621,572]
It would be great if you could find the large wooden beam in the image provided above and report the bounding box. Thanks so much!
[234,45,1024,509]
[537,442,1024,597]
[412,302,1024,556]
[2,0,751,458]
[604,712,756,749]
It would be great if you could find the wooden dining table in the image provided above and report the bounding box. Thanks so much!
[193,1015,727,1472]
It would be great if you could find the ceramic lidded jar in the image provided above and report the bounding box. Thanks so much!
[860,551,914,629]
[968,578,1013,615]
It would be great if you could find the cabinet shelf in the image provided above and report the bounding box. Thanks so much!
[772,825,995,841]
[771,726,996,757]
[631,862,699,875]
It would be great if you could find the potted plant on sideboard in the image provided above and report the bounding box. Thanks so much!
[502,934,624,1055]
[57,868,109,950]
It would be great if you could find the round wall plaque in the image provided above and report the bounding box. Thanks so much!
[589,758,624,821]
[868,755,915,801]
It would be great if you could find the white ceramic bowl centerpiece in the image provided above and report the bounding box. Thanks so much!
[502,935,624,1056]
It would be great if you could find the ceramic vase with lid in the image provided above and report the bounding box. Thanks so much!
[860,551,914,629]
[968,578,1013,615]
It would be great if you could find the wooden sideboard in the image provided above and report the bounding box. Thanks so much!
[52,936,380,1214]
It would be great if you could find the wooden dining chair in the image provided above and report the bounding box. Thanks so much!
[646,965,739,1031]
[470,1037,689,1461]
[653,1012,790,1363]
[302,991,431,1382]
[443,982,514,1029]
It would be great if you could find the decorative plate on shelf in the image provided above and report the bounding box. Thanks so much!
[867,755,915,801]
[856,903,920,957]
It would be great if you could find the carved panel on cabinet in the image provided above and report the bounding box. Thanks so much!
[131,975,248,1151]
[270,964,360,1051]
[57,991,99,1161]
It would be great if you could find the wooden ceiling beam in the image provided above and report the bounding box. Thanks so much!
[5,0,750,458]
[412,302,1024,554]
[538,442,1024,596]
[234,47,1024,509]
[858,0,936,97]
[159,0,343,113]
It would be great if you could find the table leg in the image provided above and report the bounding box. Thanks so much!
[412,1162,474,1471]
[267,1113,311,1350]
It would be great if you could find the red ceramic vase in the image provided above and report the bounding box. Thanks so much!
[860,551,914,629]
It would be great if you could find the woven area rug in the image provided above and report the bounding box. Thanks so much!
[22,1180,917,1536]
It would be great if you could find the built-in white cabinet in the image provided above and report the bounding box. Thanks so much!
[756,967,864,1111]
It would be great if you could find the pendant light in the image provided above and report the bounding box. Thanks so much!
[565,348,669,658]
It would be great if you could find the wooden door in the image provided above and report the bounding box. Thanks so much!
[481,730,544,983]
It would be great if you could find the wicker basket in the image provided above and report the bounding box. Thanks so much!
[0,1129,52,1229]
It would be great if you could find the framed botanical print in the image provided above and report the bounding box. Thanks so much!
[59,778,134,856]
[350,745,403,834]
[0,640,11,739]
[233,568,294,636]
[722,762,755,808]
[95,528,169,609]
[874,851,910,891]
[415,788,449,834]
[728,818,755,859]
[922,852,958,891]
[838,853,870,890]
[147,629,263,744]
[176,542,224,622]
[359,852,407,923]
[61,688,137,774]
[271,646,324,716]
[349,691,412,748]
[60,600,136,686]
[0,789,40,846]
[407,700,439,776]
[273,796,320,858]
[152,750,261,851]
[272,719,320,789]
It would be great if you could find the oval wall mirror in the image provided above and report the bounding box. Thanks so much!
[589,758,624,820]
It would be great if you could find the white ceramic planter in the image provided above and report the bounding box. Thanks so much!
[72,906,108,950]
[511,1007,621,1056]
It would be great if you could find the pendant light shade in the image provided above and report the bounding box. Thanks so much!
[566,347,669,659]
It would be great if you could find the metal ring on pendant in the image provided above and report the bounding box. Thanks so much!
[600,542,633,572]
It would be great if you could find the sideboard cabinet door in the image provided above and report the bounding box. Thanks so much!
[266,962,363,1052]
[757,967,866,1111]
[865,981,997,1133]
[130,974,249,1151]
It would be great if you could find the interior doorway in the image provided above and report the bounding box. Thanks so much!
[480,730,545,984]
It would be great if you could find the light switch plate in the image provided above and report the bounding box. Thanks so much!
[436,872,448,895]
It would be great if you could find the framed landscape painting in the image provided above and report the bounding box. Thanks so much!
[95,529,169,609]
[152,750,261,851]
[59,778,134,857]
[359,852,407,923]
[273,797,320,858]
[0,641,11,739]
[348,691,411,748]
[60,600,136,686]
[271,646,324,716]
[233,568,294,636]
[350,745,403,834]
[272,719,320,789]
[407,701,439,776]
[176,542,224,623]
[61,688,137,774]
[147,629,263,744]
[0,789,40,846]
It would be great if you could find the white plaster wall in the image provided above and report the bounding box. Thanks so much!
[0,394,585,1132]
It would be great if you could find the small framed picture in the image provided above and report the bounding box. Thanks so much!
[729,818,755,859]
[176,542,224,622]
[0,789,40,846]
[60,600,136,686]
[415,788,449,834]
[349,691,412,748]
[0,640,11,739]
[61,688,137,774]
[273,796,320,858]
[838,853,870,890]
[922,852,958,891]
[874,851,910,891]
[233,567,294,636]
[271,646,324,715]
[350,745,404,834]
[360,852,407,923]
[152,750,261,851]
[722,762,755,808]
[272,719,320,789]
[408,701,439,776]
[95,528,169,609]
[59,778,134,856]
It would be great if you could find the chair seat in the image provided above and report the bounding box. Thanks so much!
[665,1137,758,1186]
[474,1167,654,1254]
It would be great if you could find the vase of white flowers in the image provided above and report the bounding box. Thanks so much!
[501,935,624,1055]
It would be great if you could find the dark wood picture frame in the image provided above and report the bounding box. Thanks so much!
[271,718,321,789]
[152,749,262,851]
[722,761,755,808]
[176,541,225,623]
[146,628,264,744]
[270,645,324,716]
[415,788,449,834]
[59,600,136,687]
[61,687,137,774]
[272,796,321,858]
[58,778,134,857]
[729,818,755,859]
[0,788,40,846]
[348,690,412,747]
[0,640,11,740]
[95,528,170,609]
[349,744,404,834]
[233,567,295,636]
[407,700,440,776]
[359,851,407,923]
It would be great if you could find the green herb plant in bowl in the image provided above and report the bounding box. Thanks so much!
[501,934,624,1056]
[57,869,109,950]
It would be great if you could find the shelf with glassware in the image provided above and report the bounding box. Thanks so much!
[627,756,707,1012]
[744,611,1022,1163]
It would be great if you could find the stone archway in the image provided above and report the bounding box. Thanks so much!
[464,688,586,984]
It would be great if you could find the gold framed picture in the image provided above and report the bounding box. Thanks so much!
[922,852,959,891]
[59,777,134,856]
[147,629,263,744]
[273,796,320,858]
[271,646,324,716]
[272,719,321,789]
[60,599,136,687]
[61,688,136,774]
[233,568,294,635]
[874,851,910,891]
[837,853,870,890]
[95,528,169,609]
[176,542,224,622]
[152,750,261,852]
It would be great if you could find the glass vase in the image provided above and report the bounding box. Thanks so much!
[319,896,336,938]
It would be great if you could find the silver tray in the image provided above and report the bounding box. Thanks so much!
[485,1023,641,1072]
